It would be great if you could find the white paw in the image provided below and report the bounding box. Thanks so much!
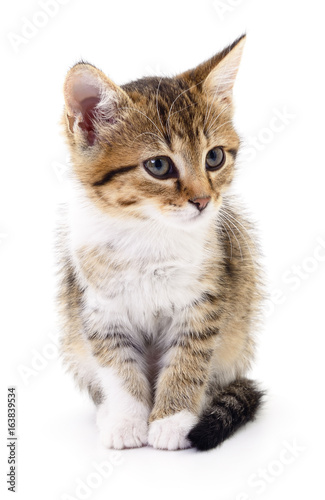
[96,406,148,449]
[148,411,198,450]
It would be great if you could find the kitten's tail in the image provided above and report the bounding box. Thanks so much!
[188,378,264,451]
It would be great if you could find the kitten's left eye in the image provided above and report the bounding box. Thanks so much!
[206,147,225,171]
[143,156,175,179]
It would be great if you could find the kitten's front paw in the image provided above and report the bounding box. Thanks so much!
[148,411,198,450]
[96,407,148,449]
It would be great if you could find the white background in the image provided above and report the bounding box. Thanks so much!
[1,0,325,499]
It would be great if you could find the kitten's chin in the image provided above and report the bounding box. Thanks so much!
[139,203,218,230]
[166,214,213,230]
[157,207,217,230]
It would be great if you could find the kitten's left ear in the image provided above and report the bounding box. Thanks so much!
[180,35,246,103]
[203,35,246,102]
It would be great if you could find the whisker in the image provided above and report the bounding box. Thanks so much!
[219,208,254,261]
[167,102,197,125]
[218,213,243,260]
[205,119,234,137]
[166,79,205,138]
[204,88,219,131]
[203,89,211,130]
[221,207,253,240]
[205,102,232,135]
[130,131,164,145]
[156,78,166,137]
[217,218,233,260]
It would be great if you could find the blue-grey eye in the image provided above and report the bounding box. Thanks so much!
[144,156,174,178]
[206,147,225,170]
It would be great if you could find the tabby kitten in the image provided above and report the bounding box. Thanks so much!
[58,34,264,451]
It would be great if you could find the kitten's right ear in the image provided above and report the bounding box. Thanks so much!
[63,63,129,146]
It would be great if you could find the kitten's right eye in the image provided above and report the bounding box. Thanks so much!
[143,156,176,179]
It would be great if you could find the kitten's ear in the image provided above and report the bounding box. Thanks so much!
[63,63,129,146]
[203,35,245,102]
[180,35,246,103]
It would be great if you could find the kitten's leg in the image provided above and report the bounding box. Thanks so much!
[148,325,216,450]
[90,332,151,449]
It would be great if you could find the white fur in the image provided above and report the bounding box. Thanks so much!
[67,180,220,343]
[96,367,149,449]
[148,411,198,450]
[65,181,220,449]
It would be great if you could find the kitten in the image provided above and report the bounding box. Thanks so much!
[58,34,264,451]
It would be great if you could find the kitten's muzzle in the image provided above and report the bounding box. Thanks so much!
[188,196,211,212]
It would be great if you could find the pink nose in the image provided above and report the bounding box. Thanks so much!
[189,196,211,212]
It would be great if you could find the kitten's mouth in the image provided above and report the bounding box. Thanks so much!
[171,207,210,223]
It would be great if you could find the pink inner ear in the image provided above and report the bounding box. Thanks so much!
[66,72,119,145]
[77,96,100,146]
[69,81,101,146]
[72,81,99,109]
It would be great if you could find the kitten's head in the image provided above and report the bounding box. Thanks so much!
[63,35,245,228]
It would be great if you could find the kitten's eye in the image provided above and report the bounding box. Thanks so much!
[143,156,175,179]
[206,147,225,171]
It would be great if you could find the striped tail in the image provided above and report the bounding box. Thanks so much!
[188,378,264,451]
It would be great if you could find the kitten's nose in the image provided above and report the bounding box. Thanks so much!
[189,196,211,212]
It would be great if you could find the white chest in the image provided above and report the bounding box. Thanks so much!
[82,245,208,337]
[117,254,203,313]
[67,188,215,336]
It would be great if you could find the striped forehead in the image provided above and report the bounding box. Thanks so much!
[122,76,205,147]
